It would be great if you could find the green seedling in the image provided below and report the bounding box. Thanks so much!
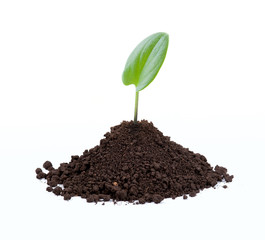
[122,32,169,123]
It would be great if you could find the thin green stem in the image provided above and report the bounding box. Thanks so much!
[134,91,139,124]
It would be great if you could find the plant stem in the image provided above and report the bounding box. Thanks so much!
[134,91,139,124]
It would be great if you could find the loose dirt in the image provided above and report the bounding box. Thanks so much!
[36,120,233,204]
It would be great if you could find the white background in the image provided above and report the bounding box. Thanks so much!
[0,0,264,239]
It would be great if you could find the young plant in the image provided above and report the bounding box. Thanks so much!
[122,32,169,123]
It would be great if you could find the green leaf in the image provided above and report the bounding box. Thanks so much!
[122,32,169,92]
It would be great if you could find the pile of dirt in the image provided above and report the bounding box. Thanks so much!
[36,120,233,204]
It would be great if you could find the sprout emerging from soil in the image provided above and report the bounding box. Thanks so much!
[122,32,169,123]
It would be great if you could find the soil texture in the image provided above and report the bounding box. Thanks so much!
[36,120,233,204]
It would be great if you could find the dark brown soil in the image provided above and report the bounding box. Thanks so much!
[36,120,233,204]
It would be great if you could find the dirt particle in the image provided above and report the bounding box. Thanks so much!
[46,187,53,192]
[36,172,46,179]
[49,180,57,187]
[35,168,42,174]
[43,161,52,170]
[224,175,234,182]
[53,186,62,196]
[153,194,163,204]
[116,190,127,201]
[190,192,197,197]
[86,195,94,203]
[64,193,71,200]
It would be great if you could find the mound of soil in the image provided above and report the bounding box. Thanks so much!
[36,120,233,204]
